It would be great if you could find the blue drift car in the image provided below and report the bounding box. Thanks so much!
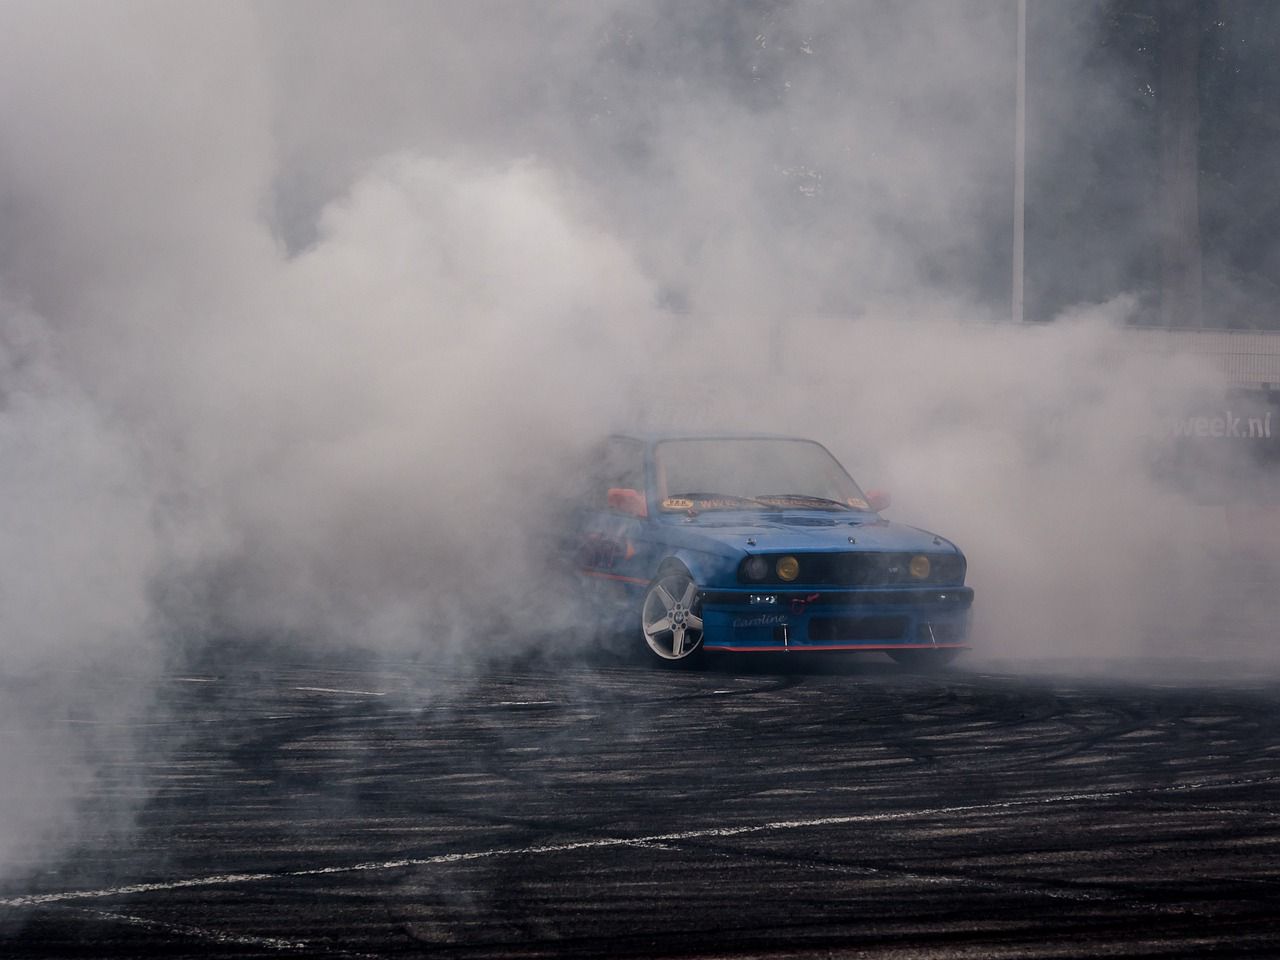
[574,435,973,666]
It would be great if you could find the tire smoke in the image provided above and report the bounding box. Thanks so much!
[1,1,1275,885]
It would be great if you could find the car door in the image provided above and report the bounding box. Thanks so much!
[576,437,653,616]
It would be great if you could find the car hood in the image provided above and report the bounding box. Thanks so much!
[659,511,960,554]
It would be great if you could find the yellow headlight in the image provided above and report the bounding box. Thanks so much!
[909,555,931,579]
[776,555,800,582]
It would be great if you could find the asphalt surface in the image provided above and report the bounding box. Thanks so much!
[3,643,1280,959]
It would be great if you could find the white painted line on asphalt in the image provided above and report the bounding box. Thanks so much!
[3,872,283,907]
[293,687,387,697]
[494,700,556,706]
[4,772,1276,909]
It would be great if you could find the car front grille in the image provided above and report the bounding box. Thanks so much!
[740,552,966,586]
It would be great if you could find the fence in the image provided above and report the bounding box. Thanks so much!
[1120,328,1280,389]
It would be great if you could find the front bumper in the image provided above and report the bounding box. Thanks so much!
[697,586,973,653]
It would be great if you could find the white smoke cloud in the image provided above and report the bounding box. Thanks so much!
[0,296,160,872]
[0,0,1275,884]
[169,154,658,647]
[770,305,1238,663]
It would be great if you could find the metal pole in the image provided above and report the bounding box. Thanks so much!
[1013,0,1026,323]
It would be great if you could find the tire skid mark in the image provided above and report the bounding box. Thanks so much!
[52,906,355,955]
[811,682,1277,777]
[647,836,1209,918]
[5,772,1278,910]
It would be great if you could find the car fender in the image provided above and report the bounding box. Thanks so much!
[657,546,740,588]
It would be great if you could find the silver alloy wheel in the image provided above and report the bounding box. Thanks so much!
[641,572,705,660]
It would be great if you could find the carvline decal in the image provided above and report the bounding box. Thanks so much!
[731,613,788,628]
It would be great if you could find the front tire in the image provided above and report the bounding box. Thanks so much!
[640,571,705,662]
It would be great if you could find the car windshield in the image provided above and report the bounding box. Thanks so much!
[654,438,869,511]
